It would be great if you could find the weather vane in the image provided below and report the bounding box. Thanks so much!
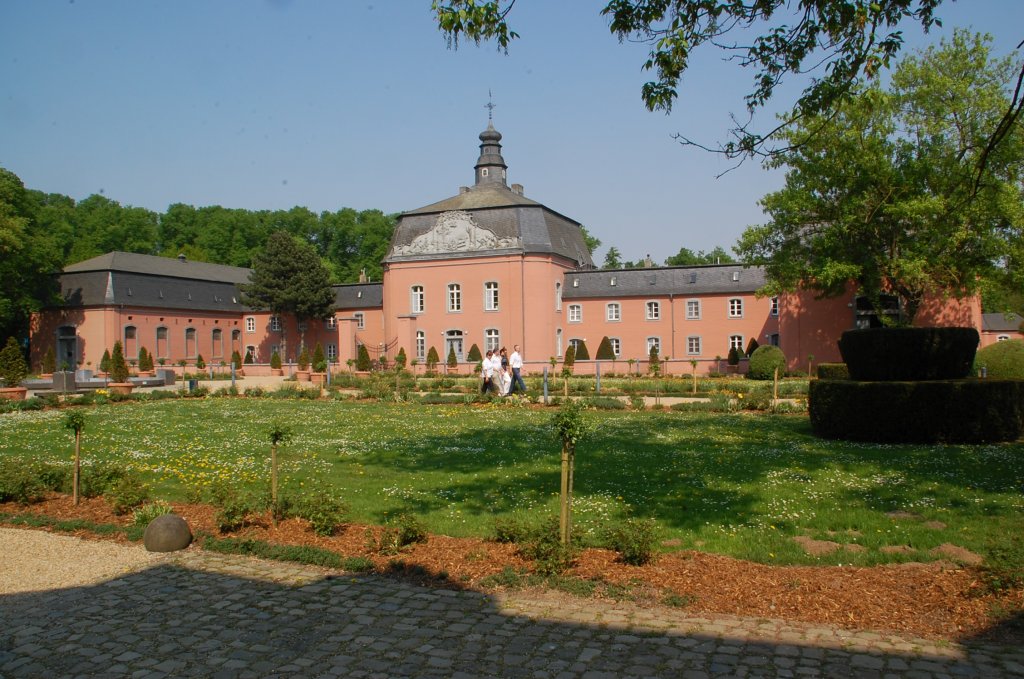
[485,89,496,121]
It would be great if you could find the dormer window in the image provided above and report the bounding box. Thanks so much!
[689,273,697,284]
[573,279,579,287]
[610,277,617,286]
[732,271,740,281]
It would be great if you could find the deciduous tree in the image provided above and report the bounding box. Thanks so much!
[736,32,1024,325]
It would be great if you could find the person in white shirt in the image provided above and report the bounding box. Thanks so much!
[508,344,526,394]
[482,350,494,393]
[489,350,503,394]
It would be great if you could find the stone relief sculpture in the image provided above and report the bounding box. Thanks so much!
[393,211,520,255]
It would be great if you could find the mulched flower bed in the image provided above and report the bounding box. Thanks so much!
[3,494,1021,645]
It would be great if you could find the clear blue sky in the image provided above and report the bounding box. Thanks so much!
[1,1,1021,264]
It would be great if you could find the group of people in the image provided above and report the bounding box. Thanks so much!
[481,344,528,396]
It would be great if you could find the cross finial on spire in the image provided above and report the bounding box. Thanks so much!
[485,89,496,121]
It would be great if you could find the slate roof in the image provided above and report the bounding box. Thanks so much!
[54,251,381,313]
[562,264,768,299]
[981,312,1023,333]
[334,283,383,309]
[63,252,251,284]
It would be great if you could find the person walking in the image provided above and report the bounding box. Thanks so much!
[482,350,494,394]
[509,344,526,395]
[489,349,503,394]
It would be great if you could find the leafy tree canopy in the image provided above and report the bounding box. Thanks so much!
[736,31,1024,325]
[431,0,1020,165]
[665,245,735,266]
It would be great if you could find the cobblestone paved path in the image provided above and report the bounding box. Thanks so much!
[2,546,1023,678]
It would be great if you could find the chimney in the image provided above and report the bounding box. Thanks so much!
[178,254,186,262]
[358,268,367,283]
[459,186,470,194]
[511,183,524,195]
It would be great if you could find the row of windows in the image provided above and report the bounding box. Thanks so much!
[124,325,241,360]
[409,283,500,314]
[252,344,338,362]
[246,315,346,333]
[568,298,779,323]
[566,334,748,358]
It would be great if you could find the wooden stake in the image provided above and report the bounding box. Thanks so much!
[559,443,570,545]
[73,430,81,506]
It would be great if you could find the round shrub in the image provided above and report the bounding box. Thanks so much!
[747,345,787,380]
[974,339,1024,378]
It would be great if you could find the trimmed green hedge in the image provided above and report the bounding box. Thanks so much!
[974,340,1024,379]
[816,363,849,380]
[838,327,979,381]
[809,379,1023,443]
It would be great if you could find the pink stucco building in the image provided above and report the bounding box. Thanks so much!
[29,121,982,376]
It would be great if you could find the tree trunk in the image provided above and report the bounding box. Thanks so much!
[271,443,279,527]
[72,431,81,506]
[559,443,571,545]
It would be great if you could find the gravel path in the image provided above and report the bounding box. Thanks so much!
[0,527,166,595]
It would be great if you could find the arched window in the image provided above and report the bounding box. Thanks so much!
[555,282,562,311]
[156,327,169,359]
[185,328,197,358]
[416,331,426,362]
[411,286,424,314]
[608,338,621,357]
[124,326,138,359]
[485,328,500,352]
[211,328,223,358]
[729,335,743,352]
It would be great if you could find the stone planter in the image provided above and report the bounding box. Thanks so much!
[311,372,326,385]
[271,368,283,376]
[295,369,311,382]
[137,371,154,378]
[107,382,135,395]
[0,387,27,401]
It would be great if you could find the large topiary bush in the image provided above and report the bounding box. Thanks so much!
[974,339,1024,379]
[595,336,615,361]
[747,345,786,380]
[838,327,978,381]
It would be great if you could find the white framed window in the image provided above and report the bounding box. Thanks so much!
[326,343,337,360]
[245,317,256,333]
[646,337,661,355]
[606,303,621,322]
[354,312,364,329]
[686,299,701,320]
[997,334,1011,342]
[729,298,743,318]
[770,296,779,316]
[485,328,500,352]
[411,285,424,314]
[646,301,661,320]
[687,336,701,355]
[555,282,562,311]
[416,331,425,362]
[609,337,621,357]
[448,283,462,312]
[270,315,281,332]
[326,316,337,329]
[484,281,499,311]
[555,328,562,357]
[729,335,743,352]
[568,304,582,323]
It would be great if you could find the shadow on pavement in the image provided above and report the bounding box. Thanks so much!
[1,551,1022,678]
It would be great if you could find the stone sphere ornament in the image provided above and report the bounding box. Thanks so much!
[143,513,193,552]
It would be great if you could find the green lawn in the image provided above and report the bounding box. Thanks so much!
[1,399,1021,566]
